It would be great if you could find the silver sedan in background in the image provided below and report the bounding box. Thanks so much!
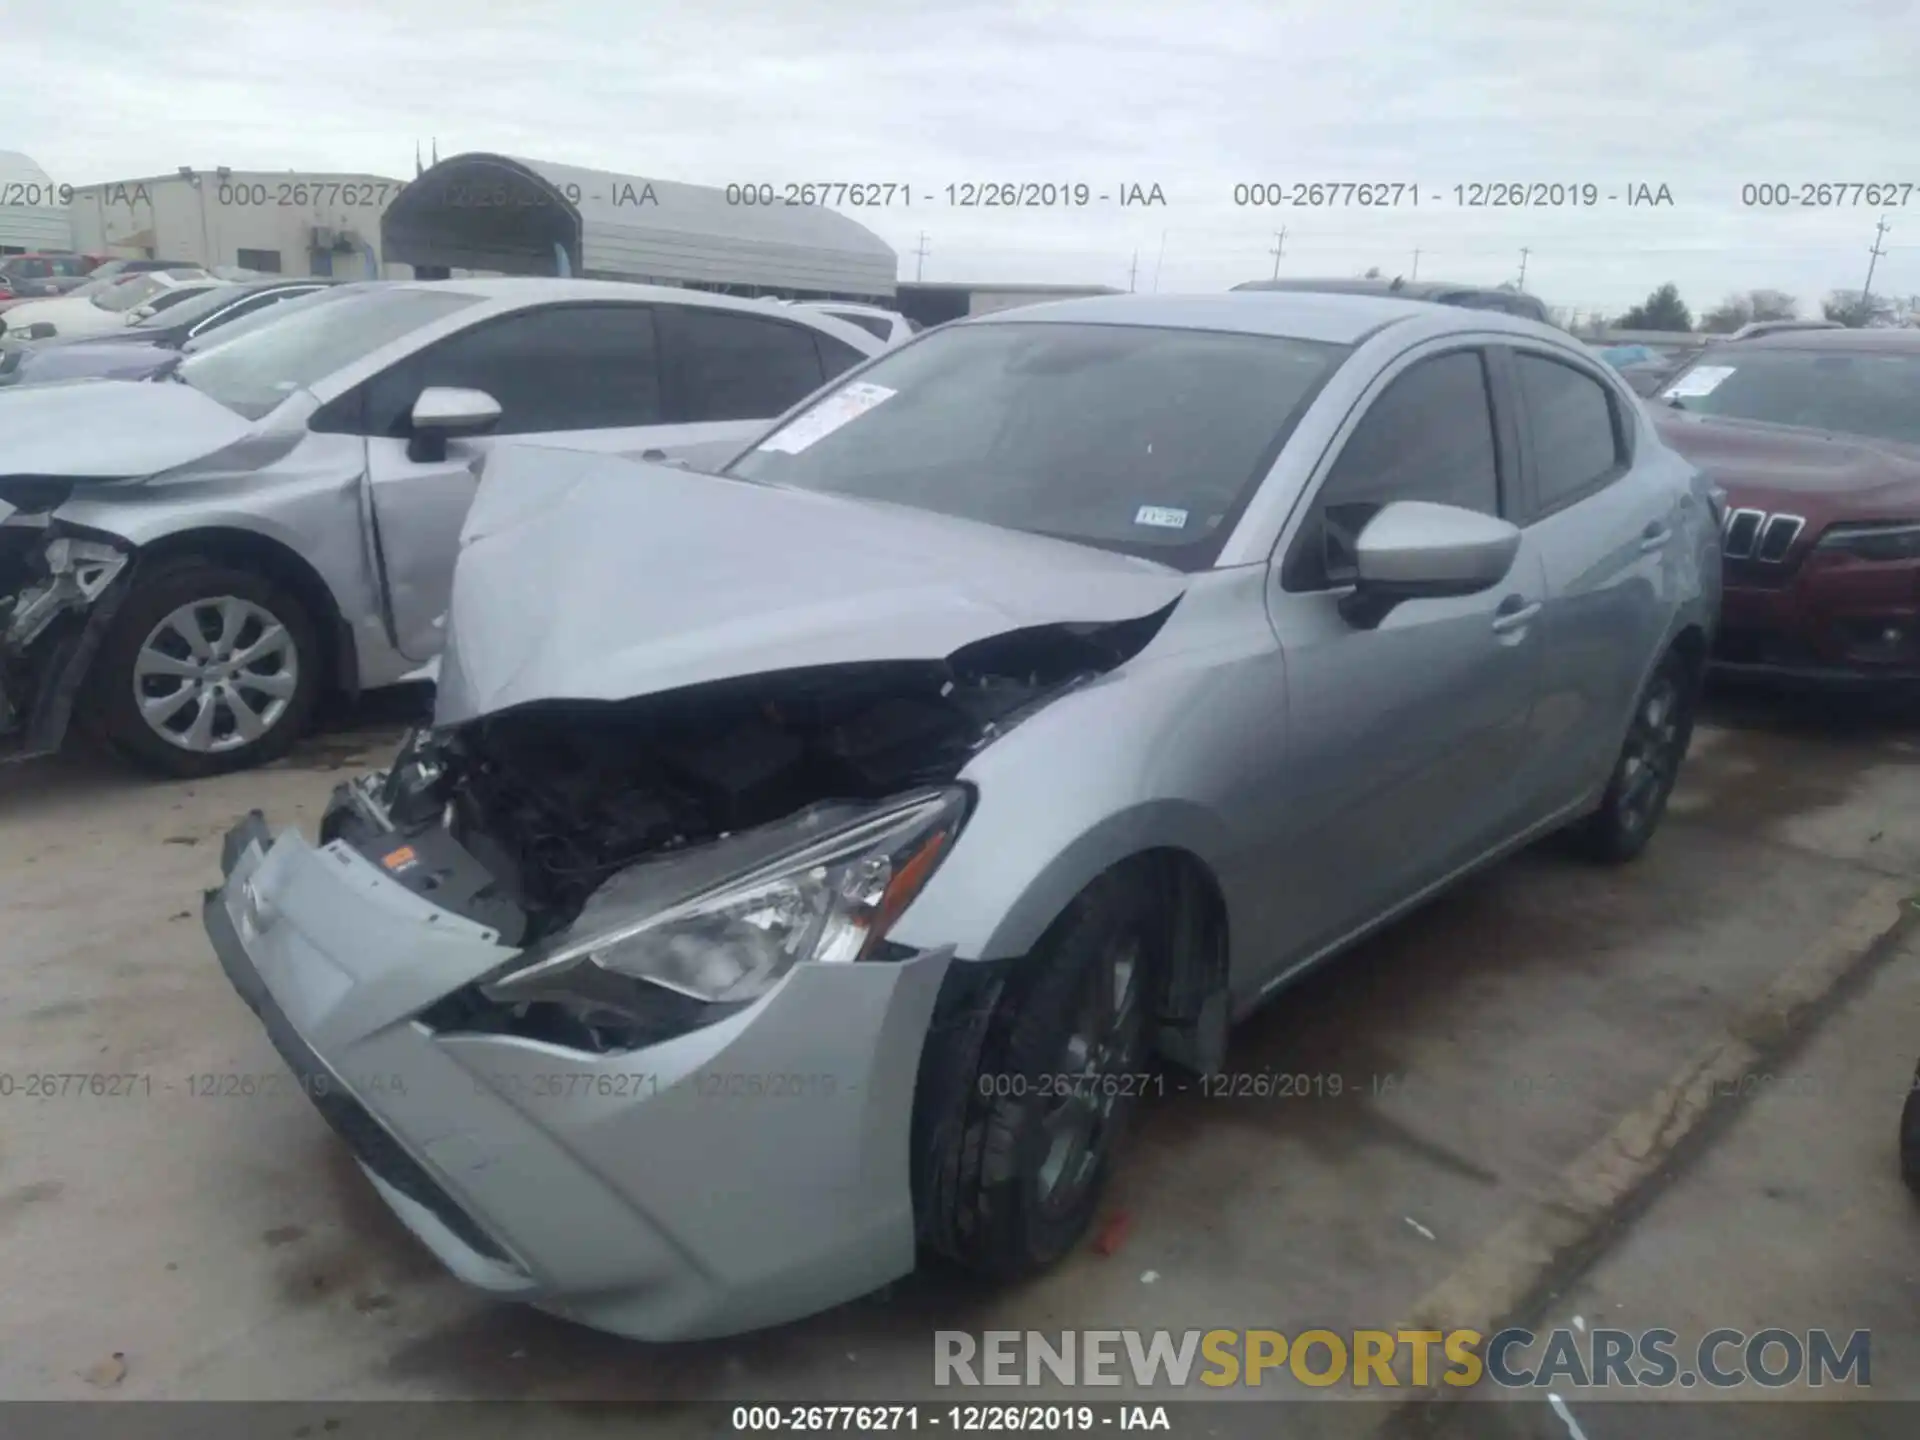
[0,279,882,774]
[206,292,1720,1340]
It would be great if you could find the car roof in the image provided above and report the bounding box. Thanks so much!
[1233,275,1530,302]
[796,300,902,316]
[963,290,1554,346]
[1733,327,1920,353]
[213,277,341,296]
[372,277,886,351]
[398,276,812,311]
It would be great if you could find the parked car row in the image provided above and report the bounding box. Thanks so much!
[0,266,225,340]
[0,255,201,312]
[15,269,1908,1344]
[0,276,338,387]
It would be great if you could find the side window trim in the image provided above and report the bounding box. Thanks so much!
[1279,341,1505,593]
[1505,343,1636,525]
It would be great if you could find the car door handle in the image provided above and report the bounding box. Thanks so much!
[1491,596,1541,634]
[1640,521,1671,553]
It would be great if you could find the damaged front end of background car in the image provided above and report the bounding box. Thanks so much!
[312,607,1174,1057]
[0,484,133,762]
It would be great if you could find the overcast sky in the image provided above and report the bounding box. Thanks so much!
[9,0,1920,317]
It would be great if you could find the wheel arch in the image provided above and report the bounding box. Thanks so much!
[933,811,1236,1075]
[127,526,358,700]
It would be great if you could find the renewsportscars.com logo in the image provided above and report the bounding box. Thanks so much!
[934,1327,1871,1391]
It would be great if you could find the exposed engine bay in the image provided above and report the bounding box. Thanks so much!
[338,607,1176,949]
[0,500,132,759]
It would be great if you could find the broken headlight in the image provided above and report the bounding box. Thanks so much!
[494,787,968,1006]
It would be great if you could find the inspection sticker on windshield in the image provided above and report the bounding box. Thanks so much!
[1663,365,1736,399]
[757,382,896,454]
[1134,505,1189,529]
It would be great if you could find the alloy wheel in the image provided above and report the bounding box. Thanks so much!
[1614,672,1684,834]
[133,596,300,753]
[1035,933,1147,1214]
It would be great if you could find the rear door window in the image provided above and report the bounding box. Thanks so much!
[664,306,829,421]
[1512,352,1627,514]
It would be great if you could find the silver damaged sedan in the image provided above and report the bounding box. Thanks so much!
[204,291,1722,1340]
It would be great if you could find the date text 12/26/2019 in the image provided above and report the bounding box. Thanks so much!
[730,1404,1174,1432]
[1231,182,1675,207]
[724,182,1167,208]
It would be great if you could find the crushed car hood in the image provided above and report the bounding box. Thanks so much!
[436,443,1190,724]
[0,377,257,480]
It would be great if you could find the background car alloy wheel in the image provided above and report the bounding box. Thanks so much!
[134,596,299,754]
[87,557,324,777]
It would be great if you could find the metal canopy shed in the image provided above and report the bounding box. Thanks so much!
[382,153,897,301]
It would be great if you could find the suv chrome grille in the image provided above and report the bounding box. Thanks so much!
[1722,508,1804,563]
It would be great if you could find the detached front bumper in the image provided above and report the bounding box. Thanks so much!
[204,809,955,1340]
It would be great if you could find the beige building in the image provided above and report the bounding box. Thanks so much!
[0,150,73,254]
[66,167,409,278]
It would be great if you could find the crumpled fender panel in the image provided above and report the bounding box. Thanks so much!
[0,525,133,761]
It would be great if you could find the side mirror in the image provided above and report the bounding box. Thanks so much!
[407,386,501,463]
[1337,500,1521,630]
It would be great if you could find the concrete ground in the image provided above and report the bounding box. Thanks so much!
[2,682,1919,1439]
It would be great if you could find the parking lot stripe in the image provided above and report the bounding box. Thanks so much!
[1381,877,1914,1424]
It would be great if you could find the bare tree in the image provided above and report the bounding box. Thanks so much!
[1823,289,1880,327]
[1700,289,1799,334]
[1700,294,1753,333]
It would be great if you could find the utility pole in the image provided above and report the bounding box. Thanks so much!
[1151,228,1168,293]
[1128,251,1139,293]
[913,231,930,282]
[1862,216,1892,315]
[1517,247,1530,289]
[1270,228,1287,279]
[1411,248,1420,281]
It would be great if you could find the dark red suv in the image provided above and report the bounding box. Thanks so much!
[1651,329,1920,683]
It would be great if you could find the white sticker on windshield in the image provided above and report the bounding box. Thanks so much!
[1135,505,1189,529]
[1663,365,1735,399]
[756,382,897,454]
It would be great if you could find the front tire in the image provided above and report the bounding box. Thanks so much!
[1571,647,1697,864]
[922,862,1167,1280]
[86,558,322,778]
[1901,1066,1920,1197]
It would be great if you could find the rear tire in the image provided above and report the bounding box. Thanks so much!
[920,861,1168,1280]
[86,558,323,778]
[1901,1067,1920,1198]
[1570,647,1697,864]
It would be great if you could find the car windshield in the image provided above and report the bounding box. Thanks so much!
[61,271,136,302]
[177,284,356,354]
[725,320,1349,569]
[130,283,255,330]
[174,287,482,419]
[92,274,174,313]
[1662,347,1920,445]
